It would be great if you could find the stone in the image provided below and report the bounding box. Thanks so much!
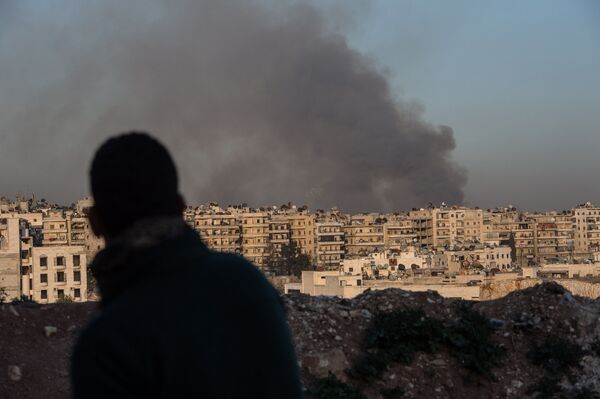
[303,349,349,378]
[7,365,22,381]
[44,326,58,337]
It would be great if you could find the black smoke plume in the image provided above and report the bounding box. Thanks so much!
[0,0,466,212]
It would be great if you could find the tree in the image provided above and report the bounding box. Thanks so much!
[266,241,313,278]
[502,233,518,263]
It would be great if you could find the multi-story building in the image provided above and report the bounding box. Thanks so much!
[30,246,87,303]
[241,212,269,267]
[42,214,69,246]
[343,215,384,257]
[194,212,242,254]
[383,216,416,249]
[268,216,291,257]
[482,207,519,245]
[0,218,21,299]
[287,213,315,258]
[527,212,574,263]
[444,245,512,271]
[513,219,535,267]
[573,203,600,255]
[315,221,345,269]
[409,207,483,248]
[409,209,434,247]
[431,207,483,247]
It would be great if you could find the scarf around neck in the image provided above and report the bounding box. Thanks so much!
[91,217,189,306]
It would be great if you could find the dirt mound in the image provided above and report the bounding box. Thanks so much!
[0,302,97,399]
[2,282,600,398]
[288,282,600,398]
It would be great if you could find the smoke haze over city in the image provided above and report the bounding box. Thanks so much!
[0,0,598,211]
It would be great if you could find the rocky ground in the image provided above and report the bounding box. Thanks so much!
[3,282,600,398]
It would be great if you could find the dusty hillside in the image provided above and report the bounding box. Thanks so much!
[3,282,600,398]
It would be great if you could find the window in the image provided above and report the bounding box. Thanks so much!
[40,256,48,267]
[56,256,65,266]
[74,289,81,298]
[41,290,47,299]
[73,255,80,267]
[57,289,64,300]
[56,272,65,282]
[74,271,81,282]
[41,274,48,284]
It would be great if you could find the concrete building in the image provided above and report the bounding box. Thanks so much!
[383,216,416,250]
[431,207,483,247]
[315,221,345,269]
[268,216,291,258]
[573,203,600,256]
[42,214,69,246]
[194,212,242,254]
[30,246,87,303]
[0,218,21,299]
[286,213,315,258]
[241,212,270,267]
[443,245,512,272]
[297,270,365,298]
[409,209,434,247]
[288,270,481,300]
[409,206,483,248]
[343,215,384,257]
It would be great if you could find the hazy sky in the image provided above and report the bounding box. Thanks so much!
[345,0,600,211]
[1,1,599,212]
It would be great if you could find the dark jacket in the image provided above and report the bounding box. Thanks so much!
[71,220,302,398]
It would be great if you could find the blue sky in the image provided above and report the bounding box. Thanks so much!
[344,0,600,210]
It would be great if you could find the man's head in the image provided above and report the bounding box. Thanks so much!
[89,132,185,240]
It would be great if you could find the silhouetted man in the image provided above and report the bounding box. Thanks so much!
[71,132,302,398]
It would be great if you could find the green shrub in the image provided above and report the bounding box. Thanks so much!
[348,305,505,382]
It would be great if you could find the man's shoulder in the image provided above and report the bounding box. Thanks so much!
[183,250,260,279]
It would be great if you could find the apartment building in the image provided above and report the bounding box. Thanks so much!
[42,214,69,246]
[343,215,384,257]
[444,245,512,271]
[527,213,574,262]
[268,216,291,257]
[286,213,315,257]
[383,216,416,249]
[241,212,269,267]
[573,203,600,255]
[30,246,87,303]
[409,209,434,247]
[194,212,242,254]
[482,208,519,245]
[408,207,483,248]
[432,208,483,247]
[0,218,21,298]
[315,221,345,269]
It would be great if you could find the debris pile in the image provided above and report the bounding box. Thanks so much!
[3,282,600,398]
[287,282,600,398]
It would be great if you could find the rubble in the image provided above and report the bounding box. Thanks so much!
[7,366,22,382]
[3,282,600,398]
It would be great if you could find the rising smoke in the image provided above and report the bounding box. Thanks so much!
[0,0,466,212]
